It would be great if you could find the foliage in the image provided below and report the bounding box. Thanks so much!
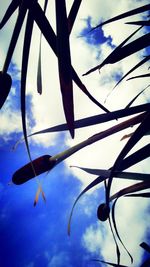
[0,1,150,266]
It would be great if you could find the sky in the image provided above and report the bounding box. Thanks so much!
[0,1,150,267]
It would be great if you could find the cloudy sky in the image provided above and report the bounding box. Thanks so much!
[0,1,150,266]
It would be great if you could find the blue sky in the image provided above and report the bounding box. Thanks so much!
[0,1,150,267]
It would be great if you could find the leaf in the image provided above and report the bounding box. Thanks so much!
[28,103,150,137]
[119,143,150,171]
[111,199,133,263]
[0,72,12,109]
[21,1,36,177]
[114,56,150,88]
[0,0,20,29]
[140,242,150,254]
[2,1,27,73]
[12,155,57,185]
[71,166,150,181]
[125,85,150,109]
[126,19,150,26]
[37,0,48,95]
[83,26,142,76]
[55,0,74,138]
[106,112,150,204]
[110,181,150,201]
[127,73,150,80]
[33,2,109,113]
[68,0,82,34]
[91,4,150,29]
[125,192,150,198]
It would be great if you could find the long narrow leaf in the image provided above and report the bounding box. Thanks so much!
[114,55,150,88]
[68,0,82,34]
[125,85,150,108]
[106,112,150,204]
[126,20,150,26]
[112,199,133,263]
[127,73,150,80]
[91,4,150,30]
[125,192,150,198]
[28,103,150,136]
[83,26,142,76]
[37,0,48,94]
[110,181,150,201]
[33,2,109,113]
[55,0,74,138]
[2,1,27,73]
[0,0,20,29]
[0,72,12,109]
[71,166,150,181]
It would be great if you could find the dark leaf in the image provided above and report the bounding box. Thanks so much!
[33,2,109,113]
[125,85,150,109]
[12,155,56,185]
[140,242,150,254]
[112,199,133,263]
[127,73,150,80]
[114,55,150,88]
[55,0,74,138]
[37,0,48,94]
[110,181,150,201]
[106,112,150,204]
[125,192,150,198]
[0,0,20,29]
[126,19,150,26]
[83,26,142,76]
[28,103,150,136]
[91,4,150,29]
[68,0,82,34]
[71,166,150,181]
[0,72,12,109]
[2,1,27,73]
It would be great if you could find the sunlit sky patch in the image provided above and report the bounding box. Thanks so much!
[0,0,150,266]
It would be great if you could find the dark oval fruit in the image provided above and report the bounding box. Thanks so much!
[97,203,110,221]
[0,71,12,109]
[12,155,56,185]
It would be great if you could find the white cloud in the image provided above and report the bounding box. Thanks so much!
[47,251,72,267]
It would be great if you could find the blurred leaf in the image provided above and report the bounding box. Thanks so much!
[55,0,74,138]
[33,2,109,113]
[125,192,150,198]
[68,0,82,34]
[125,85,150,108]
[28,103,150,136]
[127,73,150,80]
[12,155,57,185]
[114,56,150,88]
[0,72,12,109]
[126,19,150,26]
[0,0,20,29]
[110,181,150,201]
[91,4,150,29]
[71,166,150,181]
[140,242,150,254]
[37,0,48,94]
[34,185,46,206]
